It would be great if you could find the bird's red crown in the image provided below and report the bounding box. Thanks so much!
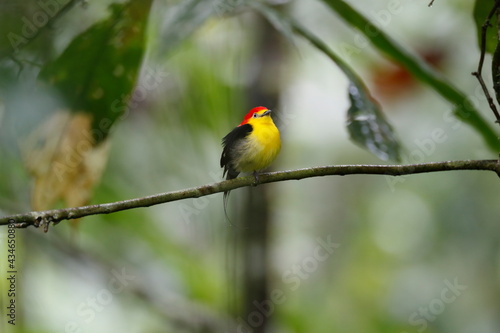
[239,106,268,126]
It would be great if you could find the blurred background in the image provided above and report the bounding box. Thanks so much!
[1,0,500,332]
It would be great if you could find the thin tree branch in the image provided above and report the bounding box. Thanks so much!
[472,0,500,124]
[1,160,500,230]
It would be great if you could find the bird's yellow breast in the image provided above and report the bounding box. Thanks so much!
[235,116,281,173]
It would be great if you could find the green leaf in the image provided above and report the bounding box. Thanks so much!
[255,4,401,161]
[493,35,500,107]
[294,24,401,161]
[473,0,498,55]
[322,0,500,152]
[39,0,153,143]
[346,84,400,161]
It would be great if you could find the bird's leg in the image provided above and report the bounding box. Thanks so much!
[252,171,259,186]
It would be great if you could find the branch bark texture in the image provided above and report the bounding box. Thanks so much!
[1,160,499,230]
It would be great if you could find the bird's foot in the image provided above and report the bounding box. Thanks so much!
[252,171,259,186]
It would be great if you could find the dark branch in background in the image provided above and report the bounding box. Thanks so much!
[428,0,435,7]
[1,160,500,230]
[241,13,285,333]
[472,0,500,124]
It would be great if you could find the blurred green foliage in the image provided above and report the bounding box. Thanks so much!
[38,1,153,142]
[257,2,401,160]
[1,1,500,333]
[325,0,500,152]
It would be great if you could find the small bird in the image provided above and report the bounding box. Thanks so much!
[220,106,281,208]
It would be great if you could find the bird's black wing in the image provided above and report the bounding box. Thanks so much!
[220,123,252,180]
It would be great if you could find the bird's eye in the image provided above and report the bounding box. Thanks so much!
[252,113,258,118]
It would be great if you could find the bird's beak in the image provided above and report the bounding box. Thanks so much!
[262,110,272,116]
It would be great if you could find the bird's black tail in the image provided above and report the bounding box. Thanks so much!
[223,191,231,225]
[222,170,239,225]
